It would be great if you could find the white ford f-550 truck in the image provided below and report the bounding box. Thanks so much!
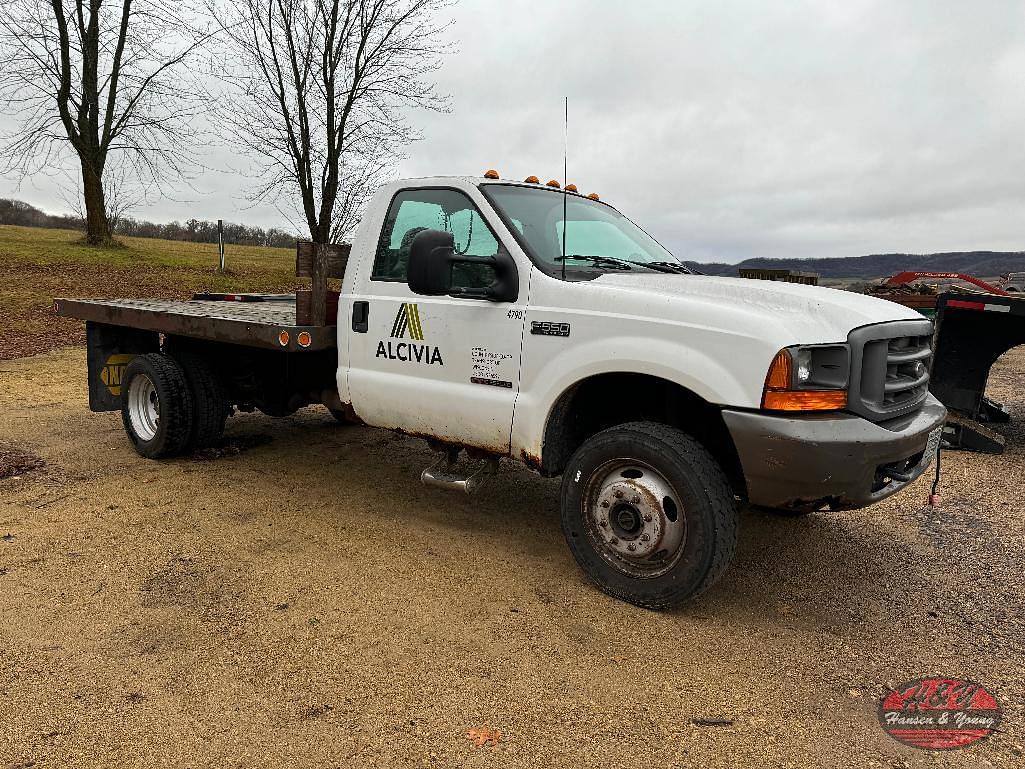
[56,172,946,609]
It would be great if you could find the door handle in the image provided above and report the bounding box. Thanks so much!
[352,300,369,333]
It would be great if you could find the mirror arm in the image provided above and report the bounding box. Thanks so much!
[448,286,494,299]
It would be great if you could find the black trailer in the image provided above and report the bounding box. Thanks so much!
[930,291,1025,453]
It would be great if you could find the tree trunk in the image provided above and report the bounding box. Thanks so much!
[81,159,110,245]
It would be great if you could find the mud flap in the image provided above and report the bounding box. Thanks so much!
[86,322,159,412]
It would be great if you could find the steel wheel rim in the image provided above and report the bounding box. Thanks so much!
[583,458,687,579]
[127,373,159,441]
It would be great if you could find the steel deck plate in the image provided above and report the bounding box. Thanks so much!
[53,297,337,352]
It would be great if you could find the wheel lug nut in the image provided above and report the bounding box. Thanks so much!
[613,490,624,499]
[627,543,636,551]
[643,514,653,522]
[640,533,650,542]
[599,519,608,528]
[609,536,619,544]
[601,500,610,508]
[631,495,640,504]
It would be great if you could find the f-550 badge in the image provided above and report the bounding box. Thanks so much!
[531,320,571,337]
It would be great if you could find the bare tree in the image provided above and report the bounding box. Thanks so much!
[212,0,452,244]
[0,1,210,245]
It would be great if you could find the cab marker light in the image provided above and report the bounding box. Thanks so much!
[297,331,312,348]
[565,183,578,192]
[524,175,539,183]
[587,192,600,200]
[546,179,561,188]
[483,169,500,179]
[278,330,290,346]
[761,349,847,411]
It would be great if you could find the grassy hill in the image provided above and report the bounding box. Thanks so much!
[686,250,1025,278]
[0,225,303,359]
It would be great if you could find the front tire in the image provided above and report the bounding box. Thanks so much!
[121,353,193,459]
[560,422,738,609]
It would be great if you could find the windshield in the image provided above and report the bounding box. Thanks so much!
[482,184,688,275]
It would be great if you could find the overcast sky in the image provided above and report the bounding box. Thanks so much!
[2,0,1023,262]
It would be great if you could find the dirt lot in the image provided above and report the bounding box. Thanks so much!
[1,347,1023,769]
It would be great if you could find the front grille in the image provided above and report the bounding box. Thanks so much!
[848,320,934,422]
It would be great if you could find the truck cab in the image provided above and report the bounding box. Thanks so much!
[56,172,946,609]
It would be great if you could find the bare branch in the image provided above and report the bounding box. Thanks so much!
[0,0,211,244]
[209,0,452,243]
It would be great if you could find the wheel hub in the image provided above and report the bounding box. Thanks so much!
[127,373,160,441]
[588,463,685,574]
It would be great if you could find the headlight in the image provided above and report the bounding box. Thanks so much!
[762,344,849,411]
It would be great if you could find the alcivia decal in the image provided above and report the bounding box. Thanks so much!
[377,303,444,365]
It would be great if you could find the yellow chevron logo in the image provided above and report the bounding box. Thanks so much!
[390,303,424,341]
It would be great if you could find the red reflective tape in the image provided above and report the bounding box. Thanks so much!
[946,299,986,311]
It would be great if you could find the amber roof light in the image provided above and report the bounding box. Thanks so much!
[546,179,561,188]
[587,192,600,201]
[565,183,578,192]
[524,175,539,183]
[483,169,500,179]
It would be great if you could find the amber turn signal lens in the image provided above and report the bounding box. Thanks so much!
[587,192,600,200]
[546,179,561,188]
[297,331,312,348]
[524,175,539,184]
[565,183,578,192]
[762,390,848,411]
[764,350,792,390]
[278,330,290,346]
[483,169,500,179]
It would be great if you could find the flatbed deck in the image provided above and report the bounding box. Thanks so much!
[53,296,337,352]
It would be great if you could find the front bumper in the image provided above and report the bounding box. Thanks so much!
[722,394,947,511]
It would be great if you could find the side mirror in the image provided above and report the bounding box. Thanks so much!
[407,229,519,303]
[407,229,455,296]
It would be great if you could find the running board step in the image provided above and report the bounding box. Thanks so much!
[421,457,498,494]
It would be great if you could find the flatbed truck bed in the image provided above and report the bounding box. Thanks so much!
[53,295,336,352]
[54,294,341,418]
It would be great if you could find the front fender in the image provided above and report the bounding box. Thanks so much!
[511,333,760,463]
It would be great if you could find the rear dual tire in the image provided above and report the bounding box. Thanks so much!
[122,354,194,459]
[121,352,227,458]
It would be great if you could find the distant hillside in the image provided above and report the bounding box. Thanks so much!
[685,251,1025,279]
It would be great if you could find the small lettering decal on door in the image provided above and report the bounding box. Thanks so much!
[531,320,570,337]
[471,346,513,387]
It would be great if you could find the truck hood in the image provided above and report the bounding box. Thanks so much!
[591,273,923,343]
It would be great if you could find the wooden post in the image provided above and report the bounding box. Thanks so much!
[295,240,349,325]
[311,242,328,326]
[217,219,225,272]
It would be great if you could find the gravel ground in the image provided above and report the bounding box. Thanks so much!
[1,347,1023,768]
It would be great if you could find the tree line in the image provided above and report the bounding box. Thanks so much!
[0,1,451,247]
[0,197,296,247]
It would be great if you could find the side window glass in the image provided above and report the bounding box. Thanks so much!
[372,189,499,289]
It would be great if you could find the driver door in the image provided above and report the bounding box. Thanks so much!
[346,186,528,452]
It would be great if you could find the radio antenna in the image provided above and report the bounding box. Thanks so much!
[561,96,568,281]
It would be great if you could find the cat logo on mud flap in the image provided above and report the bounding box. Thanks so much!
[99,354,134,396]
